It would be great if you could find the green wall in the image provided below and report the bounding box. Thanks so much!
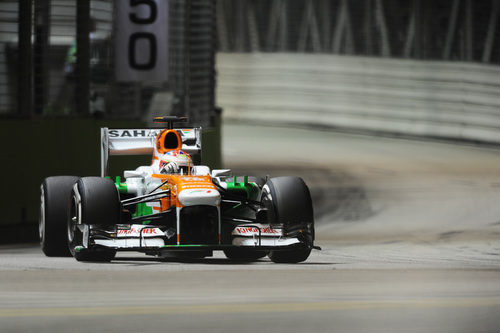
[0,118,221,243]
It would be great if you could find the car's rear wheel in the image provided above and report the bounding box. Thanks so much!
[263,177,314,263]
[68,177,119,262]
[40,176,79,257]
[223,248,268,261]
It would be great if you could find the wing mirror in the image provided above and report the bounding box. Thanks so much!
[211,169,231,178]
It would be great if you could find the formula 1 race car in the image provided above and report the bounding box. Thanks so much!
[39,117,318,263]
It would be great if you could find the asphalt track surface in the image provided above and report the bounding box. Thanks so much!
[2,122,500,332]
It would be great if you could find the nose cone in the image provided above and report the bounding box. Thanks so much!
[178,189,221,206]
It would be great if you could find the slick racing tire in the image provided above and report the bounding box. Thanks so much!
[263,177,314,263]
[68,177,119,262]
[223,248,268,261]
[40,176,79,257]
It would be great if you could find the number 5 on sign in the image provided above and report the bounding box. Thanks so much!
[115,0,168,82]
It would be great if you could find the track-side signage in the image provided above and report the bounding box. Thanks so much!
[233,226,282,236]
[115,0,168,82]
[108,129,159,138]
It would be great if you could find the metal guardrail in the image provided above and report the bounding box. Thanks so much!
[217,53,500,144]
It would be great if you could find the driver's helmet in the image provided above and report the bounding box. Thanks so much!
[159,150,192,174]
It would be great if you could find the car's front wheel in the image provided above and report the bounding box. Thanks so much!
[40,176,79,257]
[68,177,119,262]
[263,177,315,263]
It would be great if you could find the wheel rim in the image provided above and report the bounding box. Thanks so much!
[39,185,45,242]
[68,196,76,242]
[67,195,80,255]
[261,185,276,224]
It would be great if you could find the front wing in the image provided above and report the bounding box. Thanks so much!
[77,224,311,255]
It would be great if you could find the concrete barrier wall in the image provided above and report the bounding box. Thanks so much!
[217,53,500,143]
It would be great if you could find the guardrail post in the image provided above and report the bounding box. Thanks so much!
[18,0,32,117]
[76,0,90,115]
[33,0,50,115]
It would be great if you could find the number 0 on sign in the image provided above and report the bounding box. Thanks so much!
[115,0,168,82]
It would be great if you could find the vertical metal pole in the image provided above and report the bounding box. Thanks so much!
[76,0,90,115]
[216,0,229,52]
[278,0,287,51]
[364,0,373,55]
[403,0,416,58]
[297,2,309,52]
[343,2,355,54]
[169,0,185,116]
[246,2,260,52]
[184,0,190,119]
[332,0,347,53]
[413,0,422,59]
[18,0,32,117]
[266,0,280,51]
[235,0,246,52]
[310,3,321,52]
[321,0,331,52]
[464,0,473,61]
[482,0,499,63]
[298,1,321,52]
[332,0,354,54]
[443,0,460,60]
[209,0,216,126]
[375,0,391,57]
[33,0,50,115]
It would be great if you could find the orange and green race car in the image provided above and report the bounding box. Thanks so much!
[39,117,318,263]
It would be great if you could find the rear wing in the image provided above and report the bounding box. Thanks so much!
[100,127,202,177]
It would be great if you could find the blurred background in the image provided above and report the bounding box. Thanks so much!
[2,2,500,332]
[1,0,500,243]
